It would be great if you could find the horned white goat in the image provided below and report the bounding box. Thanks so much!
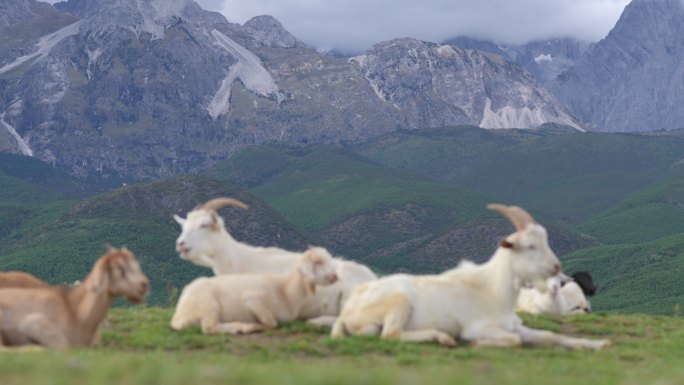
[173,197,377,326]
[0,247,148,350]
[516,273,592,315]
[330,204,612,350]
[170,246,339,334]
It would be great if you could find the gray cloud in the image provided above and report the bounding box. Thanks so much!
[43,0,632,53]
[197,0,631,53]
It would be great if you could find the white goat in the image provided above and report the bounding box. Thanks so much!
[330,204,612,350]
[170,247,339,334]
[516,274,592,315]
[173,198,377,326]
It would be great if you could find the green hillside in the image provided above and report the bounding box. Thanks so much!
[0,152,114,198]
[0,176,311,305]
[4,127,684,314]
[0,154,84,251]
[578,176,684,244]
[354,126,684,226]
[563,233,684,315]
[208,144,591,273]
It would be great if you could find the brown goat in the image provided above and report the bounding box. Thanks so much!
[0,247,149,350]
[0,271,49,289]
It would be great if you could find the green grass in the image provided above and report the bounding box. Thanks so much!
[354,127,684,226]
[579,176,684,244]
[2,307,684,385]
[562,232,684,314]
[210,144,491,232]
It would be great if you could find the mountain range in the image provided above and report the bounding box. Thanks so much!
[1,0,587,181]
[448,0,684,133]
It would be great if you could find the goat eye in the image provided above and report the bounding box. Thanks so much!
[528,245,537,250]
[199,223,210,229]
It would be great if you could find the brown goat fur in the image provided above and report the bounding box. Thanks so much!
[0,247,149,350]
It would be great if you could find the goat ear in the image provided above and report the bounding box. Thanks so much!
[299,259,316,281]
[173,214,185,226]
[500,239,515,249]
[300,262,317,295]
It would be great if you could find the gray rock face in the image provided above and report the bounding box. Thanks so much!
[357,38,580,130]
[444,36,590,87]
[242,15,303,49]
[0,0,58,27]
[0,0,579,181]
[552,0,684,132]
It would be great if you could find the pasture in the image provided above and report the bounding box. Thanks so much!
[2,307,684,385]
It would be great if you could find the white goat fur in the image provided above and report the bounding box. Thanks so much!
[170,247,339,334]
[330,204,612,350]
[173,198,377,324]
[516,276,591,315]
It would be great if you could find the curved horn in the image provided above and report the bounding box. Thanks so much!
[487,203,536,232]
[195,197,249,211]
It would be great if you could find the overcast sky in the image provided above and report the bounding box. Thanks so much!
[44,0,632,53]
[195,0,632,53]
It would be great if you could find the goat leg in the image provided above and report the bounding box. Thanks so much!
[306,315,338,328]
[208,321,266,334]
[514,323,612,350]
[464,326,523,348]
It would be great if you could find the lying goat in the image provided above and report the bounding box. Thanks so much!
[173,197,377,325]
[516,272,594,315]
[171,247,338,334]
[0,247,149,349]
[331,204,612,350]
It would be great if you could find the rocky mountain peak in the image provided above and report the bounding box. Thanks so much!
[0,0,70,28]
[2,0,583,181]
[54,0,199,38]
[552,0,684,131]
[356,37,581,131]
[242,15,302,48]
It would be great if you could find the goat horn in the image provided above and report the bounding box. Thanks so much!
[486,203,536,232]
[196,197,249,211]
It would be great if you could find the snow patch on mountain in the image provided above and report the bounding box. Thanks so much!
[350,54,391,103]
[0,113,33,157]
[480,97,583,130]
[0,20,82,75]
[436,44,457,57]
[207,29,279,118]
[534,53,553,63]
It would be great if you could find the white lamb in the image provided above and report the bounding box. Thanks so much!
[173,197,377,326]
[171,246,339,334]
[516,274,592,315]
[330,204,612,350]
